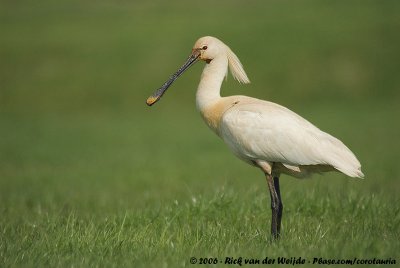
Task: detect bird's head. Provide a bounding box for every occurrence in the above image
[146,36,250,106]
[192,36,225,63]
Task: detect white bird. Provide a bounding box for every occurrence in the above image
[147,36,364,239]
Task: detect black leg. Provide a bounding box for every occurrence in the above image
[266,174,281,239]
[273,176,283,236]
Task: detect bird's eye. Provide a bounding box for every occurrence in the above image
[202,45,208,50]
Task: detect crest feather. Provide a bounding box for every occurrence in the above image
[226,46,250,84]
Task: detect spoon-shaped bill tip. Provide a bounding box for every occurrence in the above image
[146,95,159,106]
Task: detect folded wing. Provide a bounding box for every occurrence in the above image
[219,99,363,178]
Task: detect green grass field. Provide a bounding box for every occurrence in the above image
[1,1,400,267]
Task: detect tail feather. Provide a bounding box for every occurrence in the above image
[318,132,364,178]
[334,164,364,178]
[326,142,364,178]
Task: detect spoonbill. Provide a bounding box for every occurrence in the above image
[146,36,364,239]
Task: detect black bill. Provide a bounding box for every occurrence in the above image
[146,50,200,106]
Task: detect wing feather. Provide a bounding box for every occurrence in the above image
[219,99,363,177]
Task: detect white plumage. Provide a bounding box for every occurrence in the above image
[219,96,364,178]
[147,36,364,238]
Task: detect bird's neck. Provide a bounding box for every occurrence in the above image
[196,56,228,112]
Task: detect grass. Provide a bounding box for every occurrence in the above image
[1,102,399,267]
[1,0,400,267]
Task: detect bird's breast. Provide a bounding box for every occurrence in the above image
[199,98,240,136]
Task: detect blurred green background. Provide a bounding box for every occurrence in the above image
[1,0,400,266]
